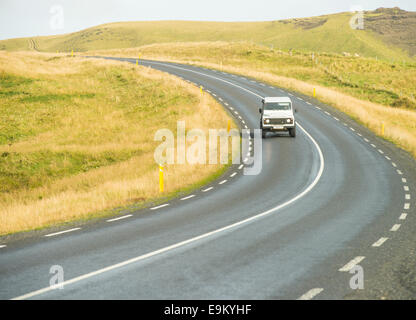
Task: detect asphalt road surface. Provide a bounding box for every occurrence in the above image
[1,58,415,300]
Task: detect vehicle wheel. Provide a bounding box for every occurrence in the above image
[289,127,296,137]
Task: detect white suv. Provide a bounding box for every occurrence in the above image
[259,97,296,138]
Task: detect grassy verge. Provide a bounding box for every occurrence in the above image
[0,51,236,235]
[88,42,416,158]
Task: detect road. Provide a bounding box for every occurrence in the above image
[0,58,415,300]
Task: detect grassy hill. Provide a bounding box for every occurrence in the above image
[0,52,234,235]
[1,7,415,62]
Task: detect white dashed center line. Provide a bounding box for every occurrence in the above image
[181,195,196,201]
[400,213,408,220]
[202,187,213,192]
[150,204,170,210]
[339,256,365,272]
[298,288,324,300]
[219,180,227,185]
[372,237,389,247]
[107,215,133,222]
[45,228,81,238]
[390,224,401,232]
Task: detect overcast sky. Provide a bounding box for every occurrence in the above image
[1,0,415,40]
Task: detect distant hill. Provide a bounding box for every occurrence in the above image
[0,7,415,61]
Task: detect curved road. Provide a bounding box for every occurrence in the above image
[0,58,415,300]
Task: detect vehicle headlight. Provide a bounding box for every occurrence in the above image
[264,119,270,124]
[286,118,292,124]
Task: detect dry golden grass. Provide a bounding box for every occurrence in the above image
[0,51,235,235]
[89,44,416,158]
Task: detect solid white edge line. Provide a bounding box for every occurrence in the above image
[14,59,326,301]
[107,215,133,222]
[339,256,365,272]
[298,288,324,300]
[44,228,81,238]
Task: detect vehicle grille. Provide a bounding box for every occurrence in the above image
[267,118,291,125]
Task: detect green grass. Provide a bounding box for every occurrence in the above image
[1,9,414,62]
[0,51,234,235]
[97,42,416,110]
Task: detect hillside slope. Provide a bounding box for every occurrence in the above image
[0,8,414,61]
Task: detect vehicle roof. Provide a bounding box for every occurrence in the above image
[263,96,292,103]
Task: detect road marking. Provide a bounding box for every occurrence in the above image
[238,164,244,170]
[298,97,304,101]
[219,97,223,102]
[219,180,227,185]
[364,138,369,142]
[397,170,403,175]
[229,107,234,110]
[181,195,196,201]
[224,102,229,106]
[400,213,407,220]
[150,204,170,210]
[206,90,211,93]
[404,203,410,210]
[405,194,411,200]
[212,93,217,97]
[350,127,356,132]
[306,102,312,105]
[378,149,384,154]
[357,133,362,137]
[390,224,401,232]
[298,288,324,300]
[372,237,389,247]
[107,215,133,222]
[325,111,330,115]
[12,117,325,300]
[402,178,407,183]
[315,106,321,110]
[0,245,6,249]
[371,144,376,148]
[333,117,339,121]
[202,187,213,192]
[45,228,81,238]
[339,256,365,272]
[385,156,391,161]
[392,162,397,167]
[404,186,409,192]
[230,172,237,178]
[260,83,265,87]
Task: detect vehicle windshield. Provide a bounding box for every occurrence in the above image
[263,102,291,111]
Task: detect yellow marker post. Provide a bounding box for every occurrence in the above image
[227,120,231,133]
[313,88,316,98]
[136,59,138,66]
[159,164,164,192]
[200,86,203,95]
[71,49,73,57]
